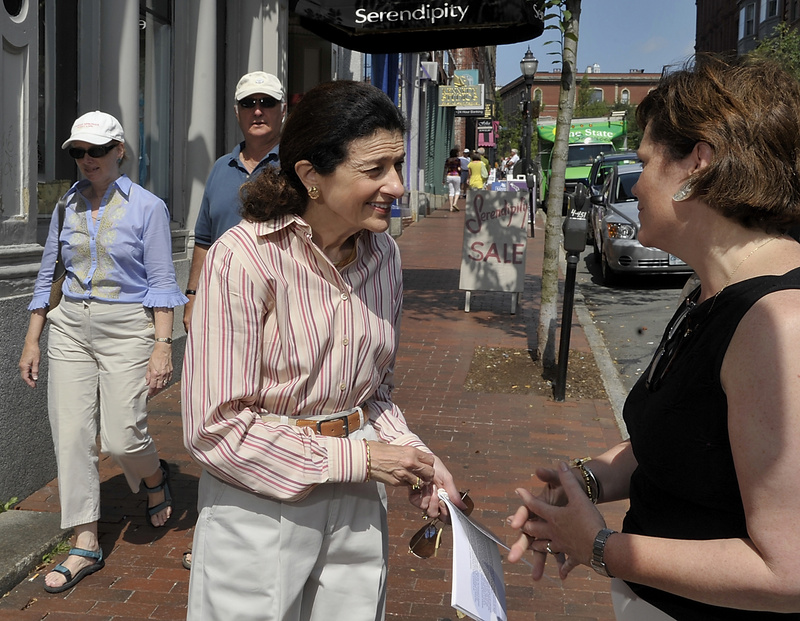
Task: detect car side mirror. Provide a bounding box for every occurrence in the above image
[590,195,604,206]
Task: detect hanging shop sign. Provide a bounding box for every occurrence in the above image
[439,85,481,107]
[476,119,496,148]
[290,0,545,53]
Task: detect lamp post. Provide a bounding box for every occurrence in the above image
[519,47,538,236]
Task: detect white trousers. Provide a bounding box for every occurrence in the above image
[46,299,161,528]
[446,174,461,197]
[611,578,678,620]
[187,427,388,621]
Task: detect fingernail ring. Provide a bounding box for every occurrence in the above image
[411,476,421,491]
[546,542,556,555]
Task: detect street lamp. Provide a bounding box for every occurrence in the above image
[519,47,538,236]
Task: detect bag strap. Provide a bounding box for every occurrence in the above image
[53,196,67,277]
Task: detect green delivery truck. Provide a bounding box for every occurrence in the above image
[537,116,627,211]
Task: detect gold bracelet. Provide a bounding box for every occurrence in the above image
[570,457,599,504]
[363,438,371,482]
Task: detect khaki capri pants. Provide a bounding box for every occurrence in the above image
[46,298,161,529]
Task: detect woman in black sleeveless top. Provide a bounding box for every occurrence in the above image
[507,56,800,620]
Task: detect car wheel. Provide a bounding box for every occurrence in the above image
[600,250,619,286]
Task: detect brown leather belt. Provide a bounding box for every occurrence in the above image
[281,407,365,438]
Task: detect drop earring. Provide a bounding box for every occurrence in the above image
[308,186,320,200]
[673,179,694,202]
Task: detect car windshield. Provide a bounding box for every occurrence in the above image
[614,171,640,203]
[568,144,613,166]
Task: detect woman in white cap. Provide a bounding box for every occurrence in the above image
[18,111,187,593]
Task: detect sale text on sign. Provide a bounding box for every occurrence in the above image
[458,190,529,293]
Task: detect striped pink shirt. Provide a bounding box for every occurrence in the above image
[182,215,427,501]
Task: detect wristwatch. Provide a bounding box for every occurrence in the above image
[590,528,617,578]
[155,337,173,344]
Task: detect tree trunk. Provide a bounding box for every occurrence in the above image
[537,0,581,367]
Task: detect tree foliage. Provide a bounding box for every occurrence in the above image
[574,74,611,118]
[495,92,523,157]
[747,22,800,81]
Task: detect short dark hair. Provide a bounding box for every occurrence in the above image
[637,55,800,232]
[241,81,406,222]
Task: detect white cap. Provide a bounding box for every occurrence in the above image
[463,148,470,153]
[235,71,284,102]
[61,111,124,149]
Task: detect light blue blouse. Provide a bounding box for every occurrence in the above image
[29,175,188,310]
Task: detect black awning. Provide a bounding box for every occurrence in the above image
[290,0,545,53]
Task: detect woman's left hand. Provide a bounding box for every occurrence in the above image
[146,342,173,397]
[409,454,468,520]
[508,461,606,580]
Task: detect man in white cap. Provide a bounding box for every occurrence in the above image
[459,148,470,198]
[183,71,285,332]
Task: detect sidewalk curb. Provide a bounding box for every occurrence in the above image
[0,510,69,597]
[574,289,629,438]
[542,208,629,438]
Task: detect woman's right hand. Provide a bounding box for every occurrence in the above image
[366,442,436,488]
[19,341,41,388]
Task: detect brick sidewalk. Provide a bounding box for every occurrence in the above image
[1,201,627,620]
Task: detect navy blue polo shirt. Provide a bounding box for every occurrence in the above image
[194,142,280,246]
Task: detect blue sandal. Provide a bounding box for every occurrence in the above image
[43,547,104,593]
[144,459,173,528]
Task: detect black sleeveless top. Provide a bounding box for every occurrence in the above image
[622,267,800,620]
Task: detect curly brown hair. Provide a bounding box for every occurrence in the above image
[636,55,800,232]
[240,80,406,222]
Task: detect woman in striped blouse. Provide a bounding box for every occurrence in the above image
[182,80,465,621]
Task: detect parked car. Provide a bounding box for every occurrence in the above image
[584,151,640,197]
[580,151,640,243]
[589,163,692,285]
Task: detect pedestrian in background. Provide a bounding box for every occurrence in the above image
[182,71,285,332]
[508,55,800,620]
[504,148,519,178]
[19,111,186,593]
[181,70,285,570]
[443,147,462,211]
[467,151,486,190]
[459,148,470,198]
[182,80,465,621]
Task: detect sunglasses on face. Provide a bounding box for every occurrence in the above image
[238,96,279,109]
[408,491,474,559]
[68,144,116,159]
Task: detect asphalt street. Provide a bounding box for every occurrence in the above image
[575,248,692,393]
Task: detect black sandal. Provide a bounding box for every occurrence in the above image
[143,459,173,528]
[43,547,104,593]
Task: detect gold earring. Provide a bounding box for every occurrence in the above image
[673,179,694,202]
[308,186,320,200]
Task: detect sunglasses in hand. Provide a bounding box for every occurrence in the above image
[408,491,474,558]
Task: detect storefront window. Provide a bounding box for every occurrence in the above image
[139,0,172,209]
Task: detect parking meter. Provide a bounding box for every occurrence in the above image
[555,184,589,401]
[562,184,589,254]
